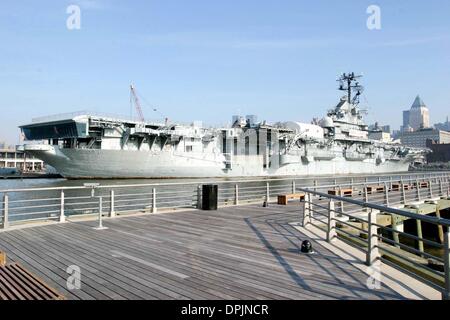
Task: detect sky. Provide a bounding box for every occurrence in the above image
[0,0,449,144]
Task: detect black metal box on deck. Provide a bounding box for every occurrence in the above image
[202,185,218,210]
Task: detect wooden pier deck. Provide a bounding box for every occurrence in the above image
[0,204,406,300]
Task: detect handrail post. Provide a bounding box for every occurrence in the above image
[266,182,270,204]
[59,190,66,223]
[94,196,108,230]
[292,180,296,194]
[302,193,311,227]
[110,190,116,218]
[152,188,157,213]
[416,219,424,257]
[338,186,344,214]
[443,231,450,300]
[2,194,9,230]
[447,175,450,197]
[235,184,239,206]
[314,180,318,192]
[440,179,444,197]
[416,179,421,202]
[99,197,103,227]
[401,181,406,205]
[384,182,389,206]
[197,185,202,209]
[429,179,433,198]
[366,209,380,266]
[364,185,369,203]
[327,200,336,242]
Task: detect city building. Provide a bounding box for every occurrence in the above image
[0,147,44,172]
[402,110,410,132]
[369,130,392,143]
[435,117,450,132]
[401,95,430,131]
[369,123,392,142]
[369,123,390,133]
[426,140,450,163]
[400,128,450,148]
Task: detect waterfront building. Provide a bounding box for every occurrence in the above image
[0,147,44,172]
[426,139,450,163]
[400,128,450,148]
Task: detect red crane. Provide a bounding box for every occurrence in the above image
[130,84,145,122]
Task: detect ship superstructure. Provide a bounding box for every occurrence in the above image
[19,74,426,179]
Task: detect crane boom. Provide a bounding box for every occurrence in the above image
[130,84,145,122]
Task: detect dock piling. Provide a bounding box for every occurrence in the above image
[436,204,444,244]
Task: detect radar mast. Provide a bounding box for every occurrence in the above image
[337,72,364,106]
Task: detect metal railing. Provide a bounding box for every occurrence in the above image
[297,176,450,300]
[31,110,164,125]
[0,171,449,230]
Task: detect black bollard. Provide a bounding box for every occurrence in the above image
[301,240,313,254]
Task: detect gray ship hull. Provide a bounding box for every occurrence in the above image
[24,146,410,179]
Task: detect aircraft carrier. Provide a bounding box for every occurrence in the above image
[18,74,427,179]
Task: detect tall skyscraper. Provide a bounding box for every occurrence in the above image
[409,95,430,130]
[402,110,410,128]
[401,95,430,131]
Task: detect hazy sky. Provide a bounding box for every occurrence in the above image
[1,0,449,144]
